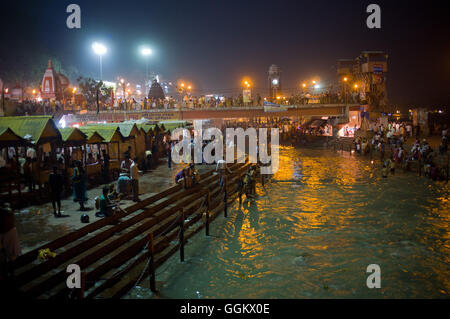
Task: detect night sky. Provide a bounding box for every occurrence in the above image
[1,0,449,110]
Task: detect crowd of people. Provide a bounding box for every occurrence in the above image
[6,88,364,118]
[120,91,360,110]
[353,121,449,181]
[0,126,172,218]
[7,99,64,117]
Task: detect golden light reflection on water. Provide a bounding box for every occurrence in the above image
[237,209,263,259]
[239,147,449,296]
[152,147,450,298]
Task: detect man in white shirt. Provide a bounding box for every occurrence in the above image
[130,157,140,202]
[26,147,36,159]
[120,155,133,176]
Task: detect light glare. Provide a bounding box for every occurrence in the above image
[92,42,107,55]
[141,48,152,56]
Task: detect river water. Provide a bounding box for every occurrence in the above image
[129,146,449,299]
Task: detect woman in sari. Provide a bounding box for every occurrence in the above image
[72,160,88,211]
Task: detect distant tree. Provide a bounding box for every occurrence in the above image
[100,86,113,104]
[77,77,102,106]
[77,76,112,109]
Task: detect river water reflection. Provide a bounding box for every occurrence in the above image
[131,146,449,299]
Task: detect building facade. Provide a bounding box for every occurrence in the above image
[268,64,281,100]
[337,51,388,110]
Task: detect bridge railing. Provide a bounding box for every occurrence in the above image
[77,103,358,115]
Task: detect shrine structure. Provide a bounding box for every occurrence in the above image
[40,60,70,101]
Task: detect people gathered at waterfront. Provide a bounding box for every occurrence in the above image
[350,121,449,181]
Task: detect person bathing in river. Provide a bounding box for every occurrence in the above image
[356,141,361,154]
[237,176,245,205]
[242,172,251,199]
[382,164,389,178]
[385,158,395,175]
[389,158,396,175]
[250,165,258,195]
[379,140,385,160]
[243,166,256,199]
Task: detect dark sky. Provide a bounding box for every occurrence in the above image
[1,0,449,110]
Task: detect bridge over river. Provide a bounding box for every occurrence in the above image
[70,104,361,123]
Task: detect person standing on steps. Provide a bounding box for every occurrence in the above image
[102,149,110,183]
[72,160,88,211]
[130,157,141,202]
[49,166,63,217]
[167,140,172,169]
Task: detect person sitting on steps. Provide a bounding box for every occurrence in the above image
[96,186,119,218]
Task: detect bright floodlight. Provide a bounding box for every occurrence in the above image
[141,48,152,56]
[92,42,107,55]
[272,79,279,85]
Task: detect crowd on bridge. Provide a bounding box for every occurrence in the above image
[6,90,358,118]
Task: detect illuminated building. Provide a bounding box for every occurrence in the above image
[40,59,70,101]
[268,64,281,100]
[337,51,388,110]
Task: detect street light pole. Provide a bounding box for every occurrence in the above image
[141,47,152,90]
[92,42,107,81]
[342,77,348,105]
[344,83,348,105]
[99,55,103,81]
[146,59,148,87]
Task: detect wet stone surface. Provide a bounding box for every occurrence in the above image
[14,159,214,254]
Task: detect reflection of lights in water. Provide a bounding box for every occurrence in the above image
[133,147,450,299]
